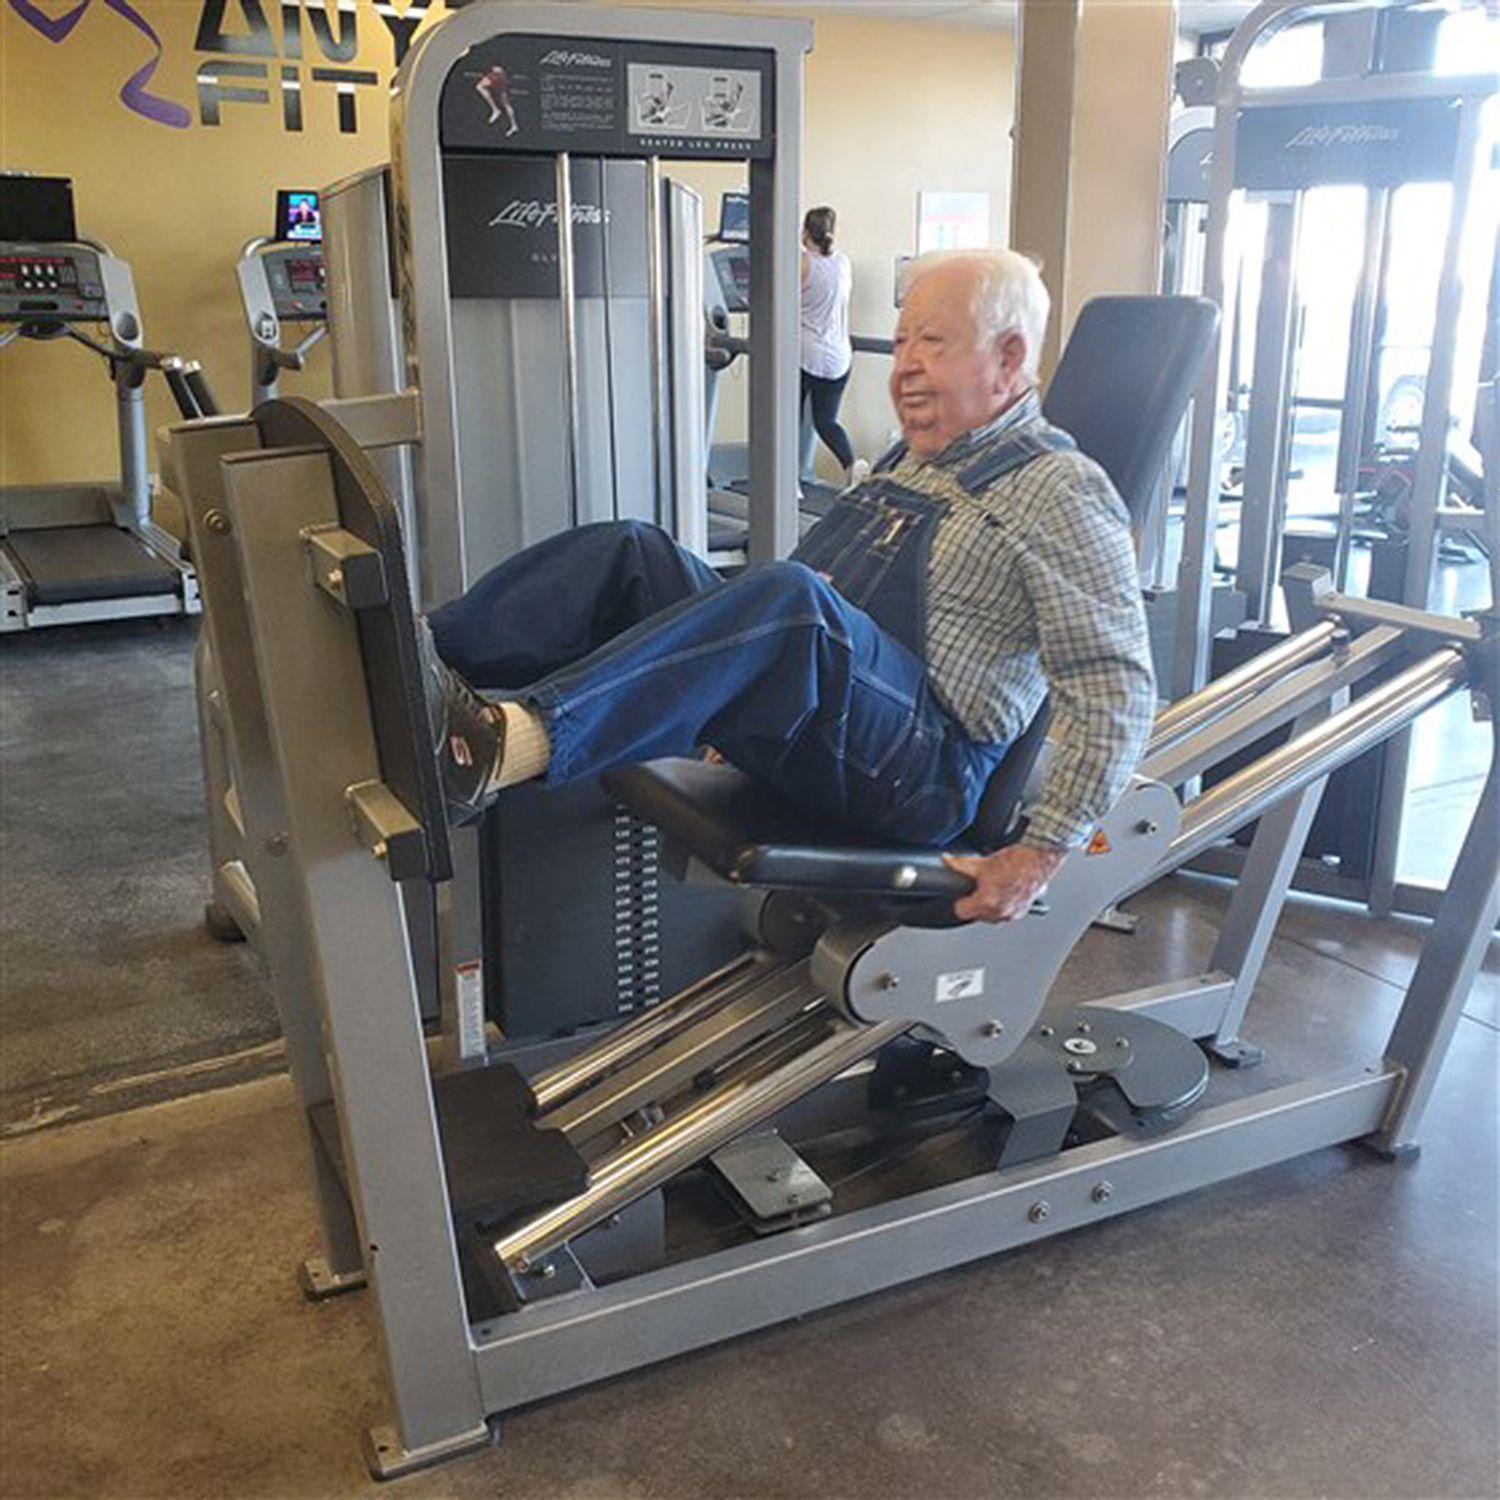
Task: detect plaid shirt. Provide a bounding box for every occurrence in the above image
[884,390,1156,850]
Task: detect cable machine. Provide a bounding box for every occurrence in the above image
[1171,0,1497,916]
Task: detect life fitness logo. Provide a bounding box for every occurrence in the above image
[8,0,449,132]
[1285,123,1400,149]
[489,200,611,231]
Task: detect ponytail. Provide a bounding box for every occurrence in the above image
[803,206,836,256]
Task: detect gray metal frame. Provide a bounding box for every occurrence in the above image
[1169,0,1497,918]
[387,2,810,605]
[166,403,1498,1478]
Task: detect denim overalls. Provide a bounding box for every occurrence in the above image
[431,424,1075,846]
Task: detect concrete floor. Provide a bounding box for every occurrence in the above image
[2,876,1496,1500]
[0,620,280,1135]
[1,588,1496,1497]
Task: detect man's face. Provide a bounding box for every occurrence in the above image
[890,263,1029,460]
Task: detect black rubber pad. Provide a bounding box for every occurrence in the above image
[252,397,453,884]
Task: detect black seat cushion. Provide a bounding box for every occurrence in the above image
[602,757,973,897]
[602,699,1050,900]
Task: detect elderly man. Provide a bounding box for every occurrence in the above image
[423,250,1155,923]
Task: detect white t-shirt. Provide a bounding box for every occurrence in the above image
[800,250,852,379]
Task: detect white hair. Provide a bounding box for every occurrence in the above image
[899,249,1051,380]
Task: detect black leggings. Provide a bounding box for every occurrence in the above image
[800,368,855,471]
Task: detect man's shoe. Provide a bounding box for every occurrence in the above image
[414,617,504,827]
[845,457,872,490]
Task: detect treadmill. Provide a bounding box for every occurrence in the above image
[703,192,891,562]
[1,173,200,632]
[237,188,328,407]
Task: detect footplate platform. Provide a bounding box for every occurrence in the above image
[253,396,453,883]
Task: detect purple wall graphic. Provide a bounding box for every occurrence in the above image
[9,0,192,128]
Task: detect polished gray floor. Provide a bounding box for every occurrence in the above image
[0,608,1496,1498]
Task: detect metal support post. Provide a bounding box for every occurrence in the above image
[1204,701,1336,1063]
[168,420,365,1288]
[746,63,805,563]
[1371,739,1499,1155]
[1369,90,1489,913]
[555,152,582,529]
[225,447,488,1471]
[1331,186,1389,591]
[1235,195,1300,624]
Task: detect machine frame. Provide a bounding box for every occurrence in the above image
[166,402,1497,1478]
[1169,0,1498,917]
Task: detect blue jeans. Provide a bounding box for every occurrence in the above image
[429,521,1001,845]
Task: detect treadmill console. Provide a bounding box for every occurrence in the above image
[0,245,107,321]
[261,245,327,319]
[709,244,750,315]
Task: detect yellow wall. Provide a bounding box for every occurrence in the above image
[1,0,433,492]
[1,2,1014,492]
[680,11,1016,472]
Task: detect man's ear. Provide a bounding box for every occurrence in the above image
[997,330,1028,382]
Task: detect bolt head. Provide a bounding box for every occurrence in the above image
[1136,819,1160,835]
[1028,1200,1051,1223]
[1077,1020,1093,1034]
[1091,1182,1114,1203]
[879,972,901,991]
[205,509,231,535]
[981,1020,1004,1038]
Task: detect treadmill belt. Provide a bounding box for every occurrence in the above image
[4,526,178,605]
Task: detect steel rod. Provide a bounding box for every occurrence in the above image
[646,157,668,528]
[1150,620,1340,750]
[555,153,582,528]
[1165,648,1468,871]
[530,952,768,1113]
[496,1015,907,1271]
[544,967,822,1144]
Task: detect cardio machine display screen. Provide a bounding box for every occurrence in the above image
[712,244,750,313]
[0,176,77,244]
[275,189,322,243]
[0,254,79,293]
[284,257,324,293]
[717,191,750,243]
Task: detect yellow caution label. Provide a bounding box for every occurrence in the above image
[1086,829,1112,856]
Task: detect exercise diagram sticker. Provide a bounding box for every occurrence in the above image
[626,62,760,140]
[935,967,985,1003]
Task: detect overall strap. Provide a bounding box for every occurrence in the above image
[956,425,1077,494]
[871,439,908,475]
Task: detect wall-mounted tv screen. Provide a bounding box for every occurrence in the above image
[275,189,322,244]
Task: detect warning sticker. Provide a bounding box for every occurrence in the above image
[455,961,487,1057]
[1086,829,1112,856]
[935,967,985,1003]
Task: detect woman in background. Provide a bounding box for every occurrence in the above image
[799,206,862,484]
